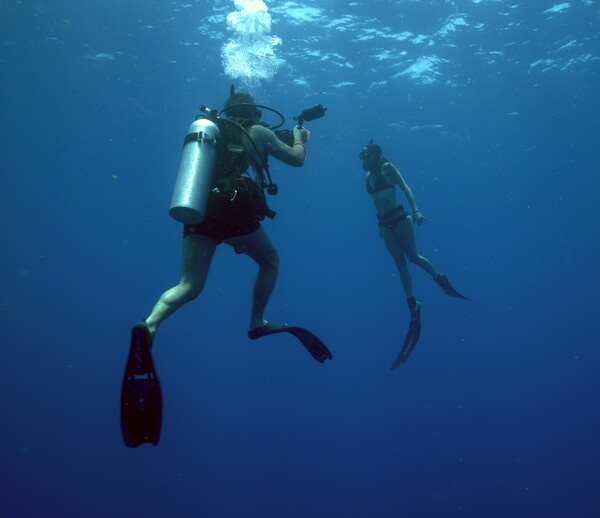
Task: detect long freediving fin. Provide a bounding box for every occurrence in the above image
[120,322,163,448]
[436,274,469,300]
[391,305,422,369]
[248,322,333,363]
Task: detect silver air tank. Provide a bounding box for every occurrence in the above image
[169,118,221,224]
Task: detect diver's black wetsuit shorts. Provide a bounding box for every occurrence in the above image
[183,176,268,243]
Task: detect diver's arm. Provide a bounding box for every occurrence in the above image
[385,163,426,225]
[250,125,307,167]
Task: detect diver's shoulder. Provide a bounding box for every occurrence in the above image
[248,123,273,135]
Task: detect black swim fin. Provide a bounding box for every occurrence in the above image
[248,323,333,363]
[120,322,162,448]
[436,274,468,300]
[391,304,422,369]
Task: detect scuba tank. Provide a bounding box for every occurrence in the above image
[169,117,221,224]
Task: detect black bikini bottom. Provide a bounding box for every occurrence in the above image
[377,205,408,231]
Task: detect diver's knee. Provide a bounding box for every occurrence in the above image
[407,253,420,265]
[179,280,203,301]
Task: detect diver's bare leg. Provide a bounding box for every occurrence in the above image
[396,216,439,278]
[380,225,414,299]
[145,234,217,336]
[226,226,279,330]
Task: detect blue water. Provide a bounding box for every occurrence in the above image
[1,1,599,516]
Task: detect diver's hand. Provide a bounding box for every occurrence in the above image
[413,210,425,226]
[293,127,308,144]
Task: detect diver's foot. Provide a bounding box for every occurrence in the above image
[143,317,158,337]
[435,273,468,300]
[407,296,421,318]
[248,321,289,340]
[435,273,448,289]
[129,322,154,376]
[410,301,421,321]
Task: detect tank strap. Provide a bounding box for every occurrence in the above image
[183,131,217,146]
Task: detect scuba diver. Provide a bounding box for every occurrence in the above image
[121,90,332,448]
[359,141,467,369]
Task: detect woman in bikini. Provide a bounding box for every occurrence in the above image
[360,141,466,366]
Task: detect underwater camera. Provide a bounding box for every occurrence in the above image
[275,104,327,146]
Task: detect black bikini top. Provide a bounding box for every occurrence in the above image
[366,167,393,195]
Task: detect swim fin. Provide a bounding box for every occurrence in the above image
[120,322,162,448]
[391,304,422,369]
[436,273,468,300]
[248,322,333,363]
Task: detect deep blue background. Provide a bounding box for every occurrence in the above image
[1,1,599,517]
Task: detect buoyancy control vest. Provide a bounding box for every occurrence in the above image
[212,117,264,192]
